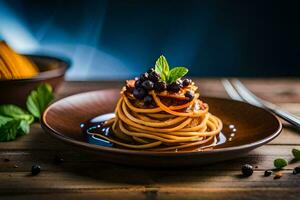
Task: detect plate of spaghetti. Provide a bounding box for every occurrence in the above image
[42,56,282,167]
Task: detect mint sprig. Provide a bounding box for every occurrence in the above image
[274,158,288,169]
[27,83,54,119]
[0,83,54,142]
[292,148,300,160]
[154,55,189,84]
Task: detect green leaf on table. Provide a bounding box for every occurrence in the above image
[0,105,34,124]
[17,120,30,136]
[26,83,54,119]
[292,148,300,160]
[167,67,189,83]
[155,55,169,81]
[0,106,32,141]
[0,115,12,126]
[274,158,288,169]
[0,119,21,142]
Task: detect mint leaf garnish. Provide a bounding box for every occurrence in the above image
[168,67,189,83]
[154,55,189,83]
[155,55,169,81]
[26,83,54,119]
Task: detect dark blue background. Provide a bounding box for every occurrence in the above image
[0,0,299,79]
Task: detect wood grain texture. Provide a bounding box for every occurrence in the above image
[1,79,300,199]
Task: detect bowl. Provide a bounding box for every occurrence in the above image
[0,54,70,106]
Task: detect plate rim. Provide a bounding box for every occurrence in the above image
[41,89,283,156]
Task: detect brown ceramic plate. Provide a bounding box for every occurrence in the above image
[41,89,282,167]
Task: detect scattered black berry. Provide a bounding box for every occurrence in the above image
[54,155,64,165]
[144,95,153,106]
[264,170,272,177]
[134,79,142,88]
[140,72,149,82]
[142,80,154,90]
[148,71,160,82]
[293,166,300,174]
[154,81,167,92]
[133,87,147,99]
[177,79,183,87]
[147,68,155,74]
[241,164,253,177]
[182,79,192,87]
[167,81,181,93]
[31,165,41,176]
[3,158,10,162]
[185,91,194,100]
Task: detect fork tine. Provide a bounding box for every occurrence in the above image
[221,79,243,101]
[231,79,265,108]
[230,79,300,128]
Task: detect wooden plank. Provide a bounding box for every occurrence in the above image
[0,170,299,192]
[1,145,300,173]
[1,188,300,200]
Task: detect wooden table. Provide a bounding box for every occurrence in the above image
[1,79,300,199]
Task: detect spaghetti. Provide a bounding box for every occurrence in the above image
[0,41,39,79]
[88,85,222,151]
[87,56,223,151]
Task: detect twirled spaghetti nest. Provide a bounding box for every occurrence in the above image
[89,88,223,151]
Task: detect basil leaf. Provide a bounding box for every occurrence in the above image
[26,83,54,119]
[0,120,20,142]
[0,105,34,124]
[17,120,30,136]
[155,55,169,81]
[274,158,288,169]
[292,148,300,160]
[167,67,189,83]
[0,115,12,126]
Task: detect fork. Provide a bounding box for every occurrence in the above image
[222,78,300,129]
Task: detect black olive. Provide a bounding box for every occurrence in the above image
[31,165,41,176]
[147,68,155,74]
[142,80,154,90]
[154,81,167,92]
[241,164,253,177]
[182,79,192,87]
[140,72,149,82]
[264,170,272,177]
[143,95,153,106]
[293,166,300,174]
[167,81,181,93]
[133,87,147,99]
[185,91,194,99]
[134,79,142,88]
[148,71,160,83]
